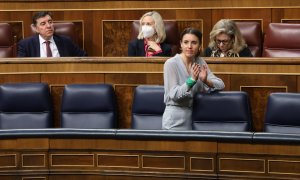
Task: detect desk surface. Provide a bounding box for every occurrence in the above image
[1,57,300,74]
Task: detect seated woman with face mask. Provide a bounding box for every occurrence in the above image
[128,11,172,57]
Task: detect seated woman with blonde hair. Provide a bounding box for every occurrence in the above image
[128,11,171,57]
[204,19,253,57]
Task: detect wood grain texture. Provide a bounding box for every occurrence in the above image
[0,137,298,179]
[0,1,298,56]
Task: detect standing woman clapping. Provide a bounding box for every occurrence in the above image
[162,28,225,130]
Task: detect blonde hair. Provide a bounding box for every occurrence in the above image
[137,11,166,43]
[208,19,247,53]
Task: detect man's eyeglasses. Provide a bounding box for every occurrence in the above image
[216,39,231,45]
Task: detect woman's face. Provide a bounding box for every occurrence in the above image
[141,16,156,38]
[215,33,232,53]
[141,16,155,27]
[180,33,201,59]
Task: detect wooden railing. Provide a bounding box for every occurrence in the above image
[0,129,299,179]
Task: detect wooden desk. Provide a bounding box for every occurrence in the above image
[0,129,299,179]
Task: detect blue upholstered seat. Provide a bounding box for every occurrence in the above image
[0,83,52,129]
[192,91,252,132]
[264,93,300,134]
[61,84,117,129]
[131,85,165,130]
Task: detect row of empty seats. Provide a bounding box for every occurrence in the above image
[1,22,300,57]
[0,83,117,129]
[0,82,298,135]
[135,85,300,134]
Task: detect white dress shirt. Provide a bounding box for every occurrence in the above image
[39,35,60,57]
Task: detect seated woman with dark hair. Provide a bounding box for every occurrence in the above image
[128,11,171,57]
[204,19,253,57]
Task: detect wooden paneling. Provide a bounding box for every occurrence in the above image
[0,0,299,9]
[0,154,17,168]
[269,159,300,176]
[102,20,132,57]
[0,1,298,56]
[98,154,139,168]
[282,19,300,23]
[142,155,185,170]
[190,157,215,172]
[22,177,47,180]
[274,8,300,23]
[114,85,136,128]
[0,137,298,179]
[219,157,265,174]
[51,154,94,167]
[22,154,46,168]
[212,9,271,34]
[217,143,300,179]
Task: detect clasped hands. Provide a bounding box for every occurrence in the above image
[190,63,208,84]
[147,40,162,52]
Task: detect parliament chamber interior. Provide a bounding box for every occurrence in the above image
[0,0,300,179]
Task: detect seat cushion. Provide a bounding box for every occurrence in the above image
[263,23,300,57]
[131,85,165,130]
[264,93,300,134]
[61,84,117,129]
[192,91,252,132]
[0,83,52,129]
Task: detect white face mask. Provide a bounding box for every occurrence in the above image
[141,25,155,38]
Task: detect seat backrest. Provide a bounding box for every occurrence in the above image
[61,84,117,129]
[131,20,180,56]
[131,85,165,130]
[235,21,262,57]
[53,22,78,45]
[0,83,52,129]
[263,23,300,57]
[264,93,300,134]
[30,22,78,46]
[192,91,252,132]
[0,23,14,57]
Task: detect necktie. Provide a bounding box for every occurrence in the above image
[45,41,52,57]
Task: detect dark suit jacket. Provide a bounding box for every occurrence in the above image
[128,39,172,57]
[17,34,87,57]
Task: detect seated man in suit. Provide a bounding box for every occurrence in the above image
[17,11,87,57]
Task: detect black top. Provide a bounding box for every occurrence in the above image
[204,47,253,57]
[128,39,172,57]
